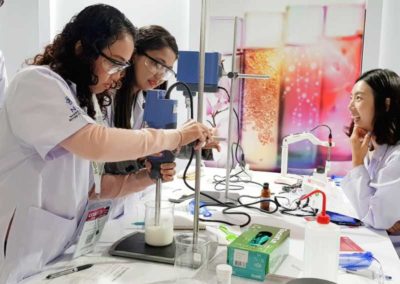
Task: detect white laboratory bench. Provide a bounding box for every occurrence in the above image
[21,168,400,284]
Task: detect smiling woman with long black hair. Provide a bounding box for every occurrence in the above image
[342,68,400,255]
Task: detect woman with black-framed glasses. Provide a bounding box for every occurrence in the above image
[99,50,131,75]
[103,25,181,218]
[103,25,180,180]
[0,6,213,282]
[104,25,220,218]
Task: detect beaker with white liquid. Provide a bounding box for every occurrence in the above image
[144,201,174,246]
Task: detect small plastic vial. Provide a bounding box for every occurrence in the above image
[260,182,271,211]
[216,264,232,284]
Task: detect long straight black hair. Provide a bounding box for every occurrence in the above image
[113,25,178,129]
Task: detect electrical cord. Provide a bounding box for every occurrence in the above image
[175,82,318,226]
[280,181,303,194]
[216,86,255,191]
[165,81,223,206]
[217,86,244,170]
[210,142,255,192]
[237,195,279,214]
[212,172,263,191]
[182,148,253,227]
[276,196,318,217]
[232,142,246,168]
[309,124,333,161]
[167,81,253,227]
[165,81,193,118]
[309,124,332,134]
[183,149,317,226]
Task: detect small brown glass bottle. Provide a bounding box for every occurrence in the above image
[260,182,271,211]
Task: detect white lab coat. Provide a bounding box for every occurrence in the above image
[342,143,400,229]
[0,66,94,283]
[131,91,145,129]
[107,91,146,218]
[0,49,8,108]
[106,90,145,128]
[341,142,400,254]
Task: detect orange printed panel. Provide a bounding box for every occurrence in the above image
[242,48,283,170]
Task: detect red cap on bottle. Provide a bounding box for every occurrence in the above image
[300,189,330,224]
[316,212,330,224]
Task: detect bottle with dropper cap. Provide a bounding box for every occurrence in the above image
[301,189,340,283]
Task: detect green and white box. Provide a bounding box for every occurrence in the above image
[227,224,290,281]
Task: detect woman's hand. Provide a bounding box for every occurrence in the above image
[350,126,371,167]
[387,220,400,235]
[159,162,176,182]
[145,160,176,182]
[203,128,221,151]
[203,140,221,152]
[178,120,214,150]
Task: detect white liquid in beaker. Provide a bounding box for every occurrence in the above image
[145,218,174,246]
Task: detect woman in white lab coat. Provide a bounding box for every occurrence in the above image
[104,25,220,217]
[342,68,400,253]
[106,25,219,174]
[0,4,211,283]
[103,25,181,218]
[104,25,181,176]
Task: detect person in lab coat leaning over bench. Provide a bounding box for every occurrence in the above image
[0,4,212,283]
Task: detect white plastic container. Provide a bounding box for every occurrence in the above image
[216,264,232,284]
[302,190,340,283]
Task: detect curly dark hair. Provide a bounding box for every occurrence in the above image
[114,25,178,129]
[346,68,400,145]
[28,4,137,119]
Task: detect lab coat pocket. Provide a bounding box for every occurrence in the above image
[22,207,77,275]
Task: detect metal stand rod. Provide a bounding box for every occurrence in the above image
[193,0,207,245]
[227,72,270,80]
[155,178,162,226]
[225,17,240,200]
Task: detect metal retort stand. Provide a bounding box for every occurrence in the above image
[223,17,269,203]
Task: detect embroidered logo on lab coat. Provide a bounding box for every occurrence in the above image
[65,96,81,121]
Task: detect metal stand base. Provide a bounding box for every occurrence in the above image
[109,232,175,264]
[200,191,240,205]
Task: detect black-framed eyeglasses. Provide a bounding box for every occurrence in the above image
[143,53,177,81]
[99,51,131,75]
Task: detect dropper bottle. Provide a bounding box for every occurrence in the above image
[301,189,340,283]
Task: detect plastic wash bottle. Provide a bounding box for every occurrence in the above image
[302,189,340,283]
